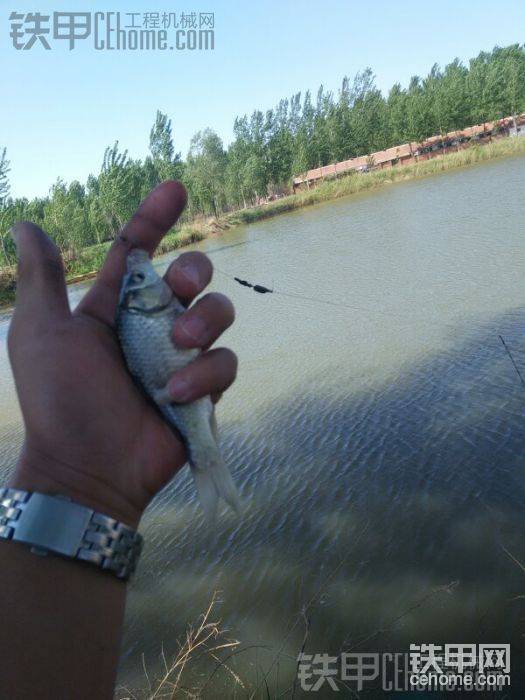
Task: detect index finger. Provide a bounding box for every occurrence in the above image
[76,180,187,325]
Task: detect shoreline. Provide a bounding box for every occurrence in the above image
[1,136,524,309]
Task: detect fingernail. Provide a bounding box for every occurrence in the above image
[178,316,207,343]
[178,262,200,289]
[168,376,192,402]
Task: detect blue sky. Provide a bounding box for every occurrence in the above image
[2,0,524,199]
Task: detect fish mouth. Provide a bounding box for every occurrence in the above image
[123,301,170,315]
[119,293,172,314]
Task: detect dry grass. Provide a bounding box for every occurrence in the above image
[116,573,463,699]
[116,592,245,700]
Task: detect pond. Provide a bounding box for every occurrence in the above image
[1,155,524,696]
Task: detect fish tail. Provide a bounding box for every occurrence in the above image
[190,447,241,520]
[160,401,241,519]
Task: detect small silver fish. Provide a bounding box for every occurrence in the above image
[116,248,240,519]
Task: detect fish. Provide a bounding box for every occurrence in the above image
[116,248,240,519]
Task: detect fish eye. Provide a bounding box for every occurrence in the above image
[131,272,145,283]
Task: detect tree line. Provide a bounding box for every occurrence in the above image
[1,43,524,266]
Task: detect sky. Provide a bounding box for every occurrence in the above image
[2,0,524,199]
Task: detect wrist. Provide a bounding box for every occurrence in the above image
[10,443,143,529]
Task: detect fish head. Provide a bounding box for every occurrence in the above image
[118,248,173,313]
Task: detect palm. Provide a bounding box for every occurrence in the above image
[67,314,185,507]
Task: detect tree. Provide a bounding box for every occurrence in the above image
[387,83,408,145]
[468,51,493,125]
[292,91,315,174]
[149,110,174,161]
[499,44,525,118]
[43,179,92,257]
[330,76,355,160]
[0,148,10,205]
[149,110,184,182]
[423,63,446,135]
[226,116,252,207]
[311,85,333,166]
[438,59,469,132]
[185,129,227,216]
[405,76,432,142]
[265,99,294,190]
[97,142,143,233]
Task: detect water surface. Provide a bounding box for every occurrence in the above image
[1,157,524,697]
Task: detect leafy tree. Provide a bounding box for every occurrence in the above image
[97,142,143,233]
[185,129,227,216]
[43,180,92,257]
[0,148,10,205]
[149,110,184,182]
[292,91,315,174]
[438,59,470,132]
[405,76,432,141]
[149,110,174,161]
[387,83,408,144]
[265,100,294,189]
[468,51,495,125]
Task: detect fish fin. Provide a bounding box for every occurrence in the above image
[159,400,241,518]
[210,406,219,442]
[191,466,219,522]
[189,450,242,519]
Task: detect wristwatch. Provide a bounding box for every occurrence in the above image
[0,488,143,581]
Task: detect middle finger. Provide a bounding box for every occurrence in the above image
[173,292,235,349]
[164,251,213,305]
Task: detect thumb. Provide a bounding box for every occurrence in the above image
[11,222,70,324]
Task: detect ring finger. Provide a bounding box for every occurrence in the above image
[166,348,238,404]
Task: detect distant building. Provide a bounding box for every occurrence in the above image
[510,124,525,137]
[292,113,525,191]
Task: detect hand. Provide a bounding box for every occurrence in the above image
[7,181,237,527]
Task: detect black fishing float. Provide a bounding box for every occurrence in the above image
[231,276,273,294]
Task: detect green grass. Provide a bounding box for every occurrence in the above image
[2,135,524,308]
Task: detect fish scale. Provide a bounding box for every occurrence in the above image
[116,248,240,519]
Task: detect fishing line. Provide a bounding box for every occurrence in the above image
[209,246,440,318]
[272,288,400,316]
[196,215,525,385]
[213,266,428,322]
[203,240,255,256]
[205,238,493,323]
[498,335,525,387]
[214,266,525,388]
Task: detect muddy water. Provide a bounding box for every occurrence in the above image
[1,156,524,697]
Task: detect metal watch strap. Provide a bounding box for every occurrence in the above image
[0,488,143,581]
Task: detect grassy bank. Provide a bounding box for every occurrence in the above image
[224,135,525,224]
[1,135,524,308]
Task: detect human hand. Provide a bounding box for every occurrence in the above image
[7,181,237,528]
